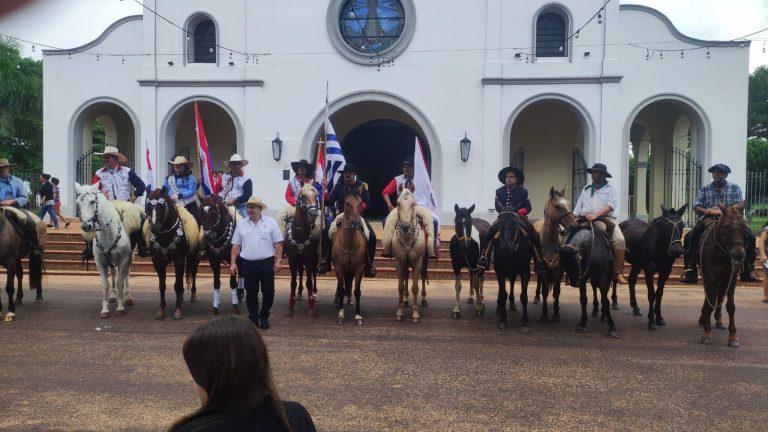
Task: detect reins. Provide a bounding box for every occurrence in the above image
[699,214,745,309]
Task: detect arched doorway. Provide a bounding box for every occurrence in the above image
[626,98,706,226]
[508,98,588,217]
[71,99,138,185]
[308,99,433,219]
[162,99,239,182]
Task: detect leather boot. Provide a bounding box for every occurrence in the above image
[614,248,628,284]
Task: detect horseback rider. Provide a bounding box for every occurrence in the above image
[163,156,200,225]
[680,163,759,284]
[0,158,42,256]
[317,163,377,278]
[477,166,545,272]
[218,154,253,219]
[285,159,319,205]
[569,163,628,284]
[382,156,439,256]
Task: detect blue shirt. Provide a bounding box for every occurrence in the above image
[163,173,198,205]
[0,175,28,207]
[694,181,743,209]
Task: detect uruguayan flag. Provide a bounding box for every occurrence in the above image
[324,119,345,191]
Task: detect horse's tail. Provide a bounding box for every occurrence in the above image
[421,249,429,286]
[29,251,43,292]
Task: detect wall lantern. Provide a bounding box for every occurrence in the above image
[271,132,283,161]
[459,132,471,162]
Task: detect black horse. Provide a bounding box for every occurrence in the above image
[449,204,490,319]
[493,206,534,332]
[620,205,687,330]
[558,221,618,338]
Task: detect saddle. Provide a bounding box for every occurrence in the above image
[328,213,370,241]
[2,206,41,255]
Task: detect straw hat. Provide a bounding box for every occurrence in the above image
[245,196,267,210]
[95,146,128,163]
[0,158,14,167]
[169,155,194,168]
[223,154,249,168]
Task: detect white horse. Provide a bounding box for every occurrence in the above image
[75,183,142,318]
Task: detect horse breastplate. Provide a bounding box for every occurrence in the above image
[150,218,184,259]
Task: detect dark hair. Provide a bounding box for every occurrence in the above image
[41,173,51,181]
[169,165,192,178]
[168,317,292,432]
[51,177,59,185]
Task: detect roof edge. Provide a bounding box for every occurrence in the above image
[42,15,143,55]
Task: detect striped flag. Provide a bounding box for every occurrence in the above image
[324,119,345,191]
[315,141,325,208]
[414,137,439,223]
[144,143,153,192]
[195,100,214,196]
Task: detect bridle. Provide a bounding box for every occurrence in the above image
[202,200,233,255]
[78,190,122,268]
[659,216,685,255]
[286,191,318,251]
[700,211,746,309]
[147,196,184,258]
[455,215,481,271]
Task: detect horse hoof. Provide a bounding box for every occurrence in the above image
[519,326,530,335]
[698,316,707,327]
[533,297,540,305]
[3,314,15,322]
[155,310,166,320]
[212,307,218,316]
[655,318,666,327]
[355,318,364,326]
[509,304,517,312]
[608,330,619,339]
[297,292,303,300]
[395,315,404,322]
[173,310,183,320]
[346,299,352,305]
[728,338,740,348]
[421,300,429,308]
[451,311,460,320]
[466,297,474,304]
[648,322,657,331]
[612,303,620,310]
[190,294,197,303]
[403,300,409,307]
[498,322,507,330]
[232,305,240,315]
[35,296,44,304]
[337,318,344,325]
[412,317,420,324]
[108,297,117,304]
[15,299,22,307]
[591,310,599,318]
[576,326,587,334]
[476,309,484,317]
[124,298,133,307]
[701,336,713,345]
[633,308,642,316]
[100,312,110,319]
[716,322,726,330]
[116,309,125,316]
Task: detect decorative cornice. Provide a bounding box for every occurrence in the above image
[482,76,623,85]
[42,15,143,55]
[138,80,265,87]
[620,5,749,47]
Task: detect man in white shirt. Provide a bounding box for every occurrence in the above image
[230,196,283,329]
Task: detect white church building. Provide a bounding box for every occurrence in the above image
[42,0,750,224]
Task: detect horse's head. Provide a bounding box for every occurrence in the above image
[343,189,363,229]
[556,229,591,287]
[496,205,521,252]
[200,194,227,232]
[453,203,475,249]
[546,185,576,228]
[145,188,173,231]
[656,204,687,259]
[397,187,416,221]
[74,182,102,233]
[715,203,747,263]
[298,183,319,222]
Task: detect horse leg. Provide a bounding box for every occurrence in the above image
[611,279,619,310]
[654,270,671,327]
[534,274,541,305]
[173,258,185,320]
[98,262,111,319]
[411,262,422,323]
[600,277,618,338]
[540,276,550,322]
[335,270,345,324]
[4,263,16,322]
[519,272,530,333]
[698,300,714,345]
[297,264,304,301]
[211,257,221,315]
[188,255,199,303]
[353,273,363,325]
[714,304,726,330]
[726,284,739,348]
[108,265,118,304]
[577,283,588,333]
[508,279,516,311]
[288,261,297,316]
[477,272,485,316]
[122,255,134,307]
[496,274,508,329]
[552,270,562,323]
[591,283,599,318]
[628,265,642,316]
[645,269,657,330]
[115,260,128,316]
[452,273,462,319]
[155,262,167,319]
[467,272,475,304]
[307,263,316,317]
[14,261,22,306]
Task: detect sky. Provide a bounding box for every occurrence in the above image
[0,0,767,71]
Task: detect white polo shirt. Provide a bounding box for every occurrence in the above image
[231,215,283,261]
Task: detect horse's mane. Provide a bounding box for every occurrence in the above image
[112,200,143,235]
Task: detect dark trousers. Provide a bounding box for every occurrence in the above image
[184,202,201,225]
[237,256,275,324]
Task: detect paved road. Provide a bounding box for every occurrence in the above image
[0,276,766,431]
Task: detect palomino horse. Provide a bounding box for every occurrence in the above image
[75,183,141,318]
[558,220,618,338]
[278,183,321,317]
[532,186,576,323]
[200,195,241,315]
[386,188,434,323]
[697,204,745,347]
[329,187,367,325]
[449,204,489,319]
[144,189,200,320]
[0,208,45,322]
[620,205,687,330]
[493,205,534,332]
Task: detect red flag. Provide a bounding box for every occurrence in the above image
[195,101,214,196]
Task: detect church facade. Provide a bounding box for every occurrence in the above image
[43,0,750,223]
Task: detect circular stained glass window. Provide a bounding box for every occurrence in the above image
[339,0,406,54]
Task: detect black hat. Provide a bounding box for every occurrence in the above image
[341,163,357,174]
[290,159,311,175]
[708,163,731,174]
[402,156,414,166]
[586,163,612,178]
[497,166,525,185]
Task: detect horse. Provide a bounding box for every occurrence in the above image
[385,188,434,323]
[620,205,687,330]
[143,189,201,320]
[75,183,141,318]
[558,220,619,338]
[449,204,489,319]
[277,183,321,317]
[0,208,45,322]
[697,204,746,347]
[329,187,367,325]
[200,194,242,315]
[532,186,576,323]
[492,205,535,332]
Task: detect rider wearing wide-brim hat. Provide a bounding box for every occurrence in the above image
[218,154,252,219]
[681,163,758,283]
[477,166,545,272]
[163,156,200,224]
[92,146,146,203]
[0,158,42,256]
[285,159,317,206]
[571,162,628,284]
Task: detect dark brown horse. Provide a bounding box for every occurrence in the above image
[449,204,489,319]
[493,205,534,332]
[200,195,241,315]
[698,204,745,347]
[330,187,367,325]
[145,189,200,320]
[283,183,320,317]
[0,209,45,322]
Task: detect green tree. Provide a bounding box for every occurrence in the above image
[0,38,42,172]
[748,66,768,139]
[747,137,768,172]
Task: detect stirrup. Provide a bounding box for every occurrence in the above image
[477,256,489,271]
[318,260,331,274]
[534,260,548,274]
[365,265,377,278]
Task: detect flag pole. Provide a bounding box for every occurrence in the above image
[318,82,330,259]
[194,99,202,196]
